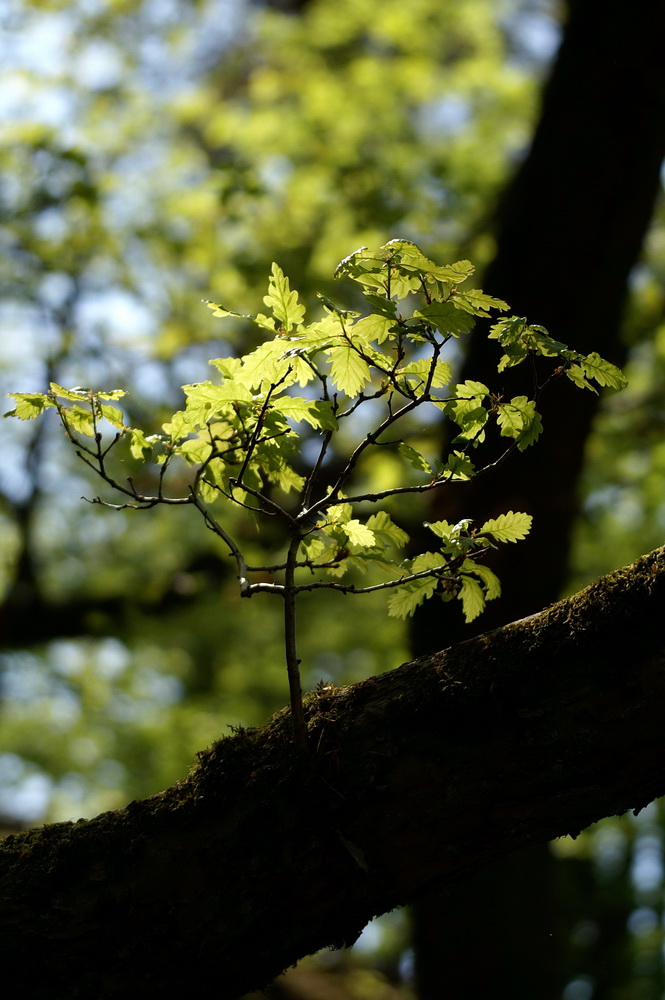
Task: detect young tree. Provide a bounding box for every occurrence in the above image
[6,239,623,749]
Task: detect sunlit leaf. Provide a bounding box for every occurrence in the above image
[439,451,475,480]
[496,396,542,448]
[352,312,395,344]
[565,365,596,392]
[461,559,502,600]
[458,575,486,622]
[398,441,432,473]
[578,352,628,390]
[66,406,96,437]
[452,288,509,315]
[480,511,532,543]
[327,343,372,395]
[4,393,55,420]
[387,553,445,618]
[125,428,150,460]
[183,380,253,424]
[263,263,306,332]
[413,301,476,336]
[344,519,376,548]
[99,404,125,429]
[276,397,338,430]
[49,382,91,401]
[366,511,409,549]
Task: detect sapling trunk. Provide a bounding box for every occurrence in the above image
[284,530,307,749]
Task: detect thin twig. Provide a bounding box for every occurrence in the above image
[188,489,254,595]
[235,370,292,486]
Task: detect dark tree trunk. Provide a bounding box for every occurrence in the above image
[416,0,665,656]
[2,548,665,999]
[411,1,665,996]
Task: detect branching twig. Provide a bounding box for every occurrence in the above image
[188,489,254,595]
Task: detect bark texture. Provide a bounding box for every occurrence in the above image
[2,547,665,999]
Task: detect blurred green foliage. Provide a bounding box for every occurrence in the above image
[2,0,665,997]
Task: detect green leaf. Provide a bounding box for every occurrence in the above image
[99,404,125,429]
[496,396,543,449]
[66,406,96,437]
[4,392,55,420]
[578,352,628,390]
[480,511,532,543]
[178,437,214,464]
[362,294,398,320]
[452,289,509,316]
[127,427,154,461]
[517,409,543,450]
[96,389,127,401]
[423,259,476,284]
[434,360,453,387]
[334,246,385,286]
[162,409,196,440]
[209,356,244,379]
[488,316,527,344]
[398,441,432,474]
[276,397,338,430]
[327,343,372,395]
[425,519,455,541]
[272,458,305,494]
[444,380,489,445]
[446,379,489,404]
[458,576,486,622]
[300,534,329,561]
[439,451,475,480]
[198,479,219,504]
[496,342,529,372]
[413,301,476,336]
[522,326,568,357]
[344,519,377,548]
[231,340,295,391]
[263,263,306,332]
[425,519,476,555]
[49,382,91,401]
[365,511,409,549]
[296,314,343,350]
[315,292,360,319]
[394,245,476,284]
[323,498,353,526]
[352,312,395,344]
[387,552,445,618]
[183,380,252,424]
[204,300,248,321]
[398,358,452,389]
[565,365,596,392]
[489,319,576,372]
[461,559,501,600]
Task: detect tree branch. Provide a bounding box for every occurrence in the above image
[3,547,665,998]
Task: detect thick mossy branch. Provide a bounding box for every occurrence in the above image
[2,547,665,999]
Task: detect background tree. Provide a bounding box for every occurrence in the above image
[411,2,665,998]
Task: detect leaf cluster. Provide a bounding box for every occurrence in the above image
[6,240,625,626]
